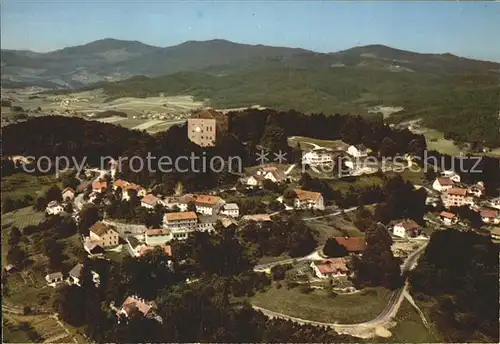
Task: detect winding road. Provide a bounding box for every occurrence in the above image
[252,241,428,335]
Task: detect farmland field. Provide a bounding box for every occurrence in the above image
[1,172,61,202]
[250,284,393,324]
[2,206,46,229]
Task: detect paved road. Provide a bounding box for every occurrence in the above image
[253,242,428,331]
[302,206,358,221]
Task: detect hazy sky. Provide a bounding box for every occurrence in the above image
[2,1,500,61]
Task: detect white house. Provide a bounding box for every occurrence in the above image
[432,177,454,192]
[489,197,500,211]
[310,258,348,279]
[192,195,225,216]
[197,215,218,232]
[220,203,239,218]
[347,144,368,158]
[302,148,334,167]
[163,211,198,240]
[393,219,422,238]
[144,228,173,246]
[256,165,286,183]
[439,211,459,226]
[490,228,500,240]
[480,208,500,225]
[46,201,64,215]
[293,189,325,211]
[45,272,64,287]
[89,221,120,248]
[140,194,162,209]
[119,295,159,321]
[61,187,75,202]
[441,188,475,209]
[67,263,100,287]
[468,182,485,198]
[246,175,264,187]
[441,170,461,183]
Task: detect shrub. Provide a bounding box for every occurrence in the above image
[275,282,282,289]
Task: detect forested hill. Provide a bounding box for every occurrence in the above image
[84,67,499,147]
[410,229,499,342]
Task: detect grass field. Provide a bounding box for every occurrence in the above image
[374,300,438,343]
[328,174,384,193]
[414,127,463,156]
[250,283,393,324]
[307,214,364,244]
[3,313,86,344]
[2,206,46,229]
[2,173,60,202]
[384,169,425,185]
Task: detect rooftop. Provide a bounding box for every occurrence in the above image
[89,221,113,236]
[440,211,457,219]
[145,228,170,236]
[165,211,198,221]
[446,187,468,196]
[141,194,161,205]
[396,219,421,231]
[333,237,366,252]
[294,188,322,202]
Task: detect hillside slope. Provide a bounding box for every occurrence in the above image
[3,39,499,88]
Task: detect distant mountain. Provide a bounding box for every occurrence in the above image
[332,44,500,73]
[2,38,498,89]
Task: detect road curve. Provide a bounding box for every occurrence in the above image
[253,242,428,330]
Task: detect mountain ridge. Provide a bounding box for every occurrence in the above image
[2,38,499,89]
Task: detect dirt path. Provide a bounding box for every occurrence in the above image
[403,290,436,338]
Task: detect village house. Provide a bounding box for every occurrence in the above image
[393,219,422,238]
[114,179,147,200]
[197,215,218,232]
[163,211,198,239]
[432,177,454,192]
[302,147,335,167]
[468,182,485,198]
[61,187,76,201]
[138,245,173,258]
[490,227,500,240]
[332,237,366,255]
[92,180,108,193]
[489,197,500,211]
[347,144,368,158]
[144,228,173,246]
[480,208,500,225]
[192,195,225,215]
[310,258,348,279]
[439,211,459,226]
[83,238,106,256]
[246,174,265,187]
[119,295,160,321]
[46,200,64,215]
[441,170,461,183]
[67,263,100,287]
[89,221,120,248]
[45,272,64,287]
[293,189,325,210]
[246,165,287,187]
[140,194,162,209]
[220,203,239,218]
[219,216,238,230]
[441,187,475,208]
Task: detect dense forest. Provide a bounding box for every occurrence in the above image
[3,109,499,195]
[410,229,499,342]
[81,63,499,146]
